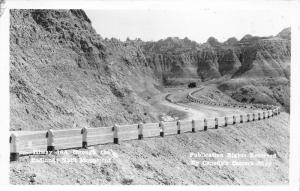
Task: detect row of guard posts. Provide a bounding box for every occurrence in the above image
[187,92,280,112]
[10,108,280,161]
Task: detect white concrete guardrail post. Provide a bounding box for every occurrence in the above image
[113,124,119,144]
[265,110,267,118]
[271,110,274,117]
[192,120,195,133]
[233,115,236,125]
[270,110,273,117]
[177,120,181,134]
[252,113,255,121]
[267,110,270,118]
[240,114,243,123]
[263,111,266,119]
[10,133,19,162]
[224,116,228,127]
[159,121,165,137]
[138,122,143,140]
[81,127,88,149]
[46,128,55,152]
[204,118,208,131]
[215,117,218,129]
[247,113,250,122]
[258,112,261,120]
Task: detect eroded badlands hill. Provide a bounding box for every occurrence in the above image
[140,30,290,81]
[140,29,290,111]
[10,9,290,131]
[10,9,163,130]
[10,9,290,186]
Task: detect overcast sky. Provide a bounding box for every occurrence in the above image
[85,3,291,43]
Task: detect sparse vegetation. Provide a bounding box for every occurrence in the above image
[9,9,290,185]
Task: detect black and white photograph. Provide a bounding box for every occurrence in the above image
[0,0,300,189]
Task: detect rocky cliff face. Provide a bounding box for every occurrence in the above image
[10,9,162,130]
[10,9,291,130]
[232,35,290,79]
[217,32,290,111]
[140,28,290,82]
[139,28,290,111]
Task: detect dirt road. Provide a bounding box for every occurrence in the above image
[151,87,259,121]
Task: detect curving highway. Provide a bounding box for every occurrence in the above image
[157,87,261,121]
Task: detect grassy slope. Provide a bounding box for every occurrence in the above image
[10,113,289,185]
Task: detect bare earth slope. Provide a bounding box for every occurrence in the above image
[10,113,289,185]
[10,9,291,131]
[140,29,290,111]
[10,9,164,130]
[9,9,290,185]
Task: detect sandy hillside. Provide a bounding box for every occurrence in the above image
[10,113,289,185]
